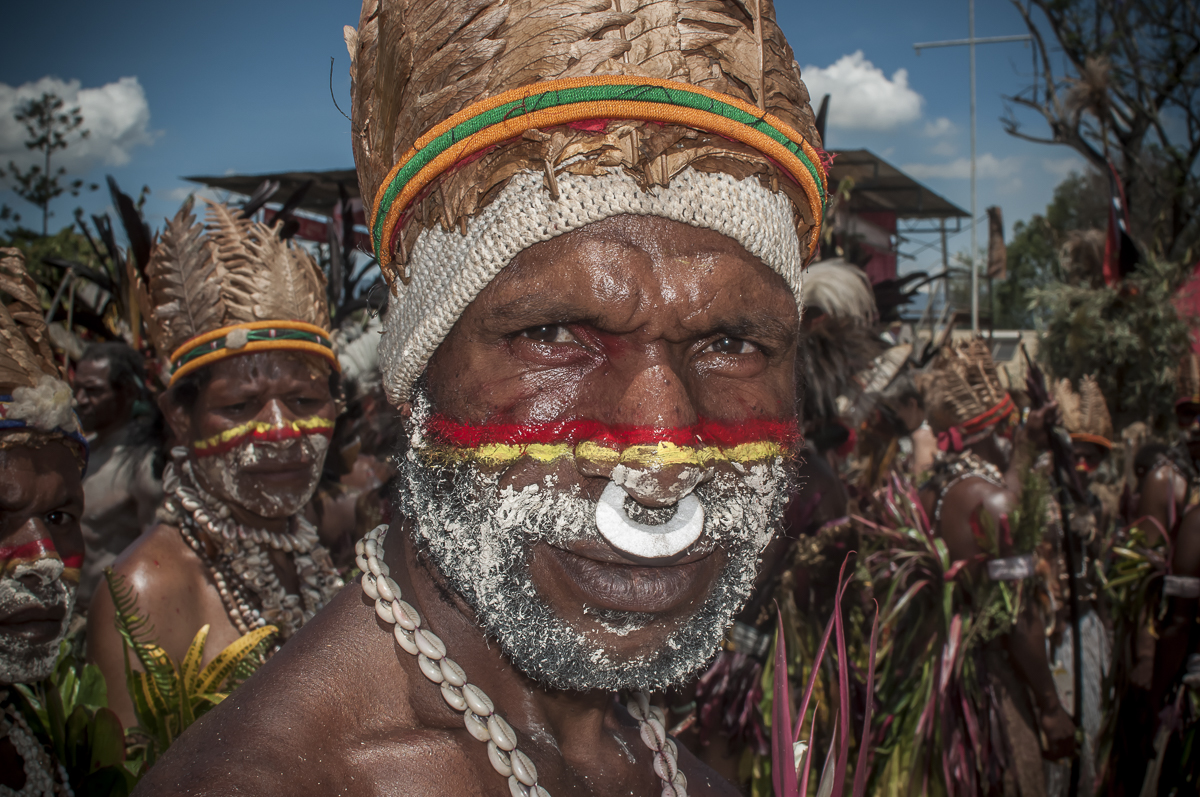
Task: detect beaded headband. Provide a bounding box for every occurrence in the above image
[369,76,828,270]
[168,321,339,386]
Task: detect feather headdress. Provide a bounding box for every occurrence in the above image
[137,198,336,385]
[801,260,877,324]
[924,337,1016,448]
[0,248,87,465]
[348,0,827,402]
[1054,375,1113,448]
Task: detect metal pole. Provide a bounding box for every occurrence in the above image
[969,0,978,333]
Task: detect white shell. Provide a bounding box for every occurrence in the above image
[441,683,467,711]
[653,752,677,782]
[377,576,399,603]
[463,684,494,717]
[375,599,395,624]
[465,711,491,742]
[393,600,421,631]
[510,750,538,787]
[361,574,380,601]
[393,625,419,655]
[508,775,529,797]
[355,554,370,572]
[415,629,447,660]
[487,741,513,777]
[594,482,704,559]
[640,717,666,752]
[439,658,467,687]
[417,654,444,683]
[488,714,518,751]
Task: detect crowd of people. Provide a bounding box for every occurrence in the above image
[1,0,1197,795]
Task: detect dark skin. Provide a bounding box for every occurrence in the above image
[86,351,337,729]
[132,215,798,796]
[73,359,135,444]
[1148,493,1200,720]
[919,408,1078,761]
[0,442,85,791]
[1136,402,1200,546]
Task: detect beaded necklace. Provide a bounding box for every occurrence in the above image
[161,458,343,639]
[0,697,72,797]
[357,524,689,797]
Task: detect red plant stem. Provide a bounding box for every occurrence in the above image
[829,556,852,797]
[772,608,798,797]
[792,553,855,744]
[851,600,880,797]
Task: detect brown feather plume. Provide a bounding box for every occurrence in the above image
[0,248,66,391]
[923,337,1009,432]
[349,0,821,286]
[141,198,331,359]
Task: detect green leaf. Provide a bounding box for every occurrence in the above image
[75,663,108,712]
[88,708,127,771]
[65,704,90,772]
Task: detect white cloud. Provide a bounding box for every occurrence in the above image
[801,51,923,131]
[931,140,956,157]
[1040,155,1085,179]
[923,117,956,137]
[901,153,1022,180]
[0,76,156,172]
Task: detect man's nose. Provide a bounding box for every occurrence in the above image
[1,521,64,586]
[256,398,291,426]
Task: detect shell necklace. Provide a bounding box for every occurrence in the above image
[0,698,72,797]
[162,458,343,639]
[357,524,688,797]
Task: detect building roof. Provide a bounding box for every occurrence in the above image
[827,149,968,220]
[185,169,358,217]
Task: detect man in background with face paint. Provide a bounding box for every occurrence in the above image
[0,249,89,795]
[134,0,825,794]
[87,198,344,729]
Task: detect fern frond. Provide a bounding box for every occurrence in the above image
[103,568,177,705]
[194,625,277,696]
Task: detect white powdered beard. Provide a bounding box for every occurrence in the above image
[0,557,75,684]
[394,402,789,692]
[191,433,330,519]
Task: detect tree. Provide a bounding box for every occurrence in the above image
[3,92,97,236]
[992,171,1109,327]
[1003,0,1200,263]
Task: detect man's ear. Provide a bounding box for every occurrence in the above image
[158,390,193,447]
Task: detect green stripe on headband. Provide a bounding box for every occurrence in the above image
[371,81,828,257]
[173,328,332,368]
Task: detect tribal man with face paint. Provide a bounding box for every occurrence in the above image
[134,0,827,794]
[87,198,344,729]
[0,249,89,796]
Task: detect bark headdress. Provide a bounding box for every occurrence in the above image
[1054,375,1113,449]
[347,0,829,402]
[137,197,337,385]
[0,248,87,468]
[924,337,1016,452]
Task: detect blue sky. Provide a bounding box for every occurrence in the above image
[0,0,1086,278]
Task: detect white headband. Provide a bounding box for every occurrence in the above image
[378,167,805,404]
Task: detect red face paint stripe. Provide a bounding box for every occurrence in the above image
[0,538,59,562]
[62,554,83,568]
[423,415,799,448]
[193,424,335,458]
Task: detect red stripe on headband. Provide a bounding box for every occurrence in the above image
[423,415,799,449]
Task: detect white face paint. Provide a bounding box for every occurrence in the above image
[0,555,74,685]
[395,394,790,692]
[191,431,329,519]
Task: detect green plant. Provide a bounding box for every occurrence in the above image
[1032,256,1194,431]
[14,636,137,796]
[104,568,277,764]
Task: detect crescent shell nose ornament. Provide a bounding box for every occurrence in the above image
[595,481,704,559]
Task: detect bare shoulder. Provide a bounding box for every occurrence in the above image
[938,477,1015,561]
[131,582,437,796]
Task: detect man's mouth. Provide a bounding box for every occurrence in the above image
[536,541,716,615]
[0,605,66,643]
[239,459,314,480]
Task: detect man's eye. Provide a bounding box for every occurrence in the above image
[45,511,74,526]
[519,325,577,344]
[704,337,758,355]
